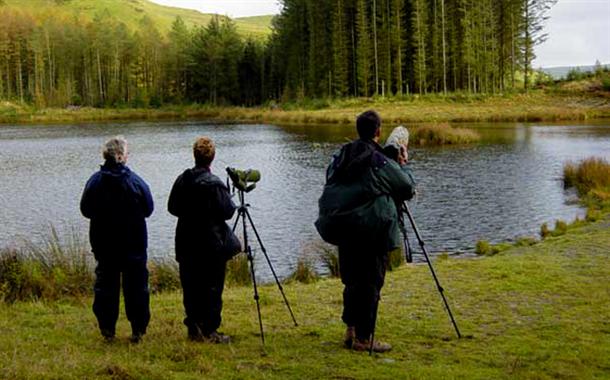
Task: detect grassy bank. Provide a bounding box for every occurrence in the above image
[1,160,609,379]
[0,214,609,379]
[1,91,609,127]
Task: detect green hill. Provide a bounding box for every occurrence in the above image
[235,15,275,36]
[2,0,274,38]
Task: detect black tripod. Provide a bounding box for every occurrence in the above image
[231,189,298,346]
[369,201,461,355]
[401,201,461,338]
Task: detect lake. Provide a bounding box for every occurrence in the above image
[1,120,609,279]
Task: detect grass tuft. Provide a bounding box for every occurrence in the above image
[149,260,181,294]
[564,158,610,202]
[0,227,93,302]
[288,258,318,284]
[226,253,251,287]
[410,123,480,146]
[317,244,340,278]
[388,248,404,270]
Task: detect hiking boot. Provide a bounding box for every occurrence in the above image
[100,328,115,342]
[187,326,204,342]
[130,332,144,344]
[352,338,392,353]
[344,326,355,348]
[203,331,231,344]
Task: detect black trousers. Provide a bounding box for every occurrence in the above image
[179,257,227,335]
[338,243,388,341]
[93,259,150,336]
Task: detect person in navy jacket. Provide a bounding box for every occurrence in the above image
[168,136,237,344]
[81,136,154,343]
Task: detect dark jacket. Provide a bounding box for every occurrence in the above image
[316,139,416,250]
[80,162,154,261]
[168,167,237,263]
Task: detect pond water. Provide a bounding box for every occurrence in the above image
[1,120,609,279]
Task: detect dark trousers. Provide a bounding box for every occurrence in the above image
[93,259,150,336]
[179,257,227,335]
[339,243,388,341]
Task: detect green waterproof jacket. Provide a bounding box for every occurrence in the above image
[315,139,416,250]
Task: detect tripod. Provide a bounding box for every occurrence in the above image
[231,189,298,346]
[369,201,461,355]
[401,201,462,338]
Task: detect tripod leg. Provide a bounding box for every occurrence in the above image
[244,209,298,327]
[246,243,265,346]
[238,203,265,346]
[232,211,241,233]
[399,218,413,264]
[403,202,462,339]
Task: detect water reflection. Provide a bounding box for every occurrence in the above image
[0,120,609,279]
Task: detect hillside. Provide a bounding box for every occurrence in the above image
[2,0,274,38]
[542,63,610,80]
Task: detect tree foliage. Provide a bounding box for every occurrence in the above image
[0,1,558,107]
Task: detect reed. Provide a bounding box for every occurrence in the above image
[563,157,610,200]
[410,123,480,146]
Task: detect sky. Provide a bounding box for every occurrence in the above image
[150,0,610,68]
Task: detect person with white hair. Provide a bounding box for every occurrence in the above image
[80,136,154,343]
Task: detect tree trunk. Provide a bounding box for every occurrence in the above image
[373,0,379,95]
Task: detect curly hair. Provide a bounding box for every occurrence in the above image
[193,136,216,167]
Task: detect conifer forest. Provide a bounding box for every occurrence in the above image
[0,0,557,108]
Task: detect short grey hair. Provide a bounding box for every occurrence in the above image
[102,136,128,164]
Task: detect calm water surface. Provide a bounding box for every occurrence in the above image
[1,120,609,279]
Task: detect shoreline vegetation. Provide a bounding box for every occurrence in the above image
[2,91,610,127]
[2,158,607,304]
[0,159,608,377]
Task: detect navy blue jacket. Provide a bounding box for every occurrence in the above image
[80,162,154,261]
[168,167,236,263]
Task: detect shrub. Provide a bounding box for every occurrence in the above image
[601,75,610,92]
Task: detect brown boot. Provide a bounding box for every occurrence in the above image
[352,338,392,353]
[344,326,355,348]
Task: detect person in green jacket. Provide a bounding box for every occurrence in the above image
[315,110,416,352]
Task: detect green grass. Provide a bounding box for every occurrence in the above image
[3,0,273,38]
[0,215,609,379]
[2,91,609,128]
